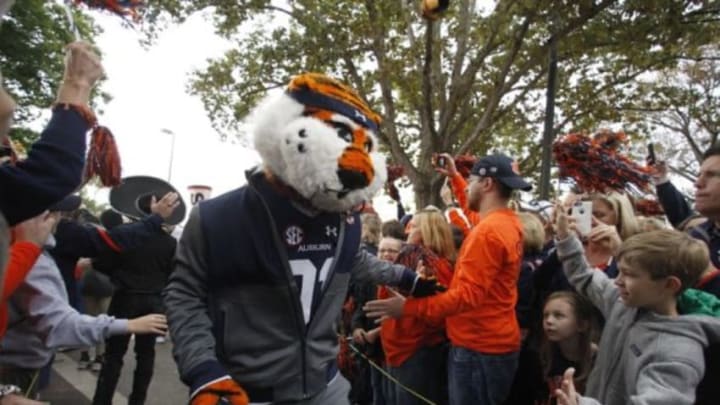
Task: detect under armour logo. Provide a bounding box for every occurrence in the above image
[354,110,366,123]
[285,226,304,246]
[326,226,338,237]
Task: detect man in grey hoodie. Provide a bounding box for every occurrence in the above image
[552,207,720,405]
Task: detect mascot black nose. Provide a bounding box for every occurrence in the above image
[337,169,369,191]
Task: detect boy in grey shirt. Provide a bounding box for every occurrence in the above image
[553,207,720,405]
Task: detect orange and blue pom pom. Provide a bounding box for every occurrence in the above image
[422,0,451,20]
[553,131,651,193]
[74,0,143,20]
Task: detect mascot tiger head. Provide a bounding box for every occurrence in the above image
[251,73,386,213]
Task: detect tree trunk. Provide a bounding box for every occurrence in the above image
[412,169,447,210]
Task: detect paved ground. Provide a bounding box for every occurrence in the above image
[39,338,188,405]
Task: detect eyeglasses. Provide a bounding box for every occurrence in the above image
[379,248,400,254]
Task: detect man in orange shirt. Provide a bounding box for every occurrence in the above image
[365,154,531,405]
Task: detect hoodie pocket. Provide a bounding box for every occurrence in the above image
[216,284,301,376]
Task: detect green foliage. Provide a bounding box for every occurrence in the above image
[79,181,110,217]
[624,50,720,181]
[141,0,720,206]
[0,0,106,148]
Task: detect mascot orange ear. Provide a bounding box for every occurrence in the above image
[422,0,450,20]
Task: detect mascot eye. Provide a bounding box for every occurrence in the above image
[331,122,354,143]
[364,138,373,152]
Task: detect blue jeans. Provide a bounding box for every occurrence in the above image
[447,346,519,405]
[386,345,445,405]
[370,366,387,405]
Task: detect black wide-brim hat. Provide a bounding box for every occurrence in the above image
[109,176,186,225]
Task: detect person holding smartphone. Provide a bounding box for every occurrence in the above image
[433,153,481,228]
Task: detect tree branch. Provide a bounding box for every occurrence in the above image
[438,2,507,141]
[421,21,437,145]
[458,13,532,154]
[364,0,417,182]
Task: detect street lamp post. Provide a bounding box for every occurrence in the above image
[161,128,176,183]
[539,22,559,200]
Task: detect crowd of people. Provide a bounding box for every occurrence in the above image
[1,2,720,405]
[342,151,720,405]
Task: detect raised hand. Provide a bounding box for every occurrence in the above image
[56,41,104,106]
[150,192,180,220]
[555,367,579,405]
[62,41,104,88]
[648,159,669,185]
[554,203,570,240]
[434,153,458,177]
[587,222,622,256]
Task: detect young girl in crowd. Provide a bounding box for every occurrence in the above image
[537,291,596,405]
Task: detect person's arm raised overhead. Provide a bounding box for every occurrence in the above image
[0,41,104,225]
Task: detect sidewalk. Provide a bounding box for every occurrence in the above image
[40,340,187,405]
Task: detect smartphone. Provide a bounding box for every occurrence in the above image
[571,201,593,237]
[432,153,446,168]
[647,143,656,165]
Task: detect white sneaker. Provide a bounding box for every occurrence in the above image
[91,357,104,372]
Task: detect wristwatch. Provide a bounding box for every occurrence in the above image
[0,384,22,398]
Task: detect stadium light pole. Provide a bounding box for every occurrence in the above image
[161,128,176,183]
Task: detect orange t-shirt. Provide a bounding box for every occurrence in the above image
[404,208,524,354]
[0,241,42,337]
[380,245,454,367]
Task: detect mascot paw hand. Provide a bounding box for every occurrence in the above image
[412,277,447,297]
[191,379,249,405]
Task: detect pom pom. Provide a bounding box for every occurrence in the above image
[386,164,405,202]
[635,197,665,217]
[421,0,450,20]
[74,0,143,20]
[52,103,123,187]
[553,130,651,193]
[84,126,122,187]
[454,155,477,179]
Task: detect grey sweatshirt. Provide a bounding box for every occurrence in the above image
[0,236,128,369]
[556,235,720,405]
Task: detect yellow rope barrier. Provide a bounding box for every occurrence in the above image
[345,339,437,405]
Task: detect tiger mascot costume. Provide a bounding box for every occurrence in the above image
[164,73,444,405]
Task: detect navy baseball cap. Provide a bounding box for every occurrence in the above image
[48,195,82,212]
[470,154,532,191]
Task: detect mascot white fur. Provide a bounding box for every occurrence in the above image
[164,73,442,405]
